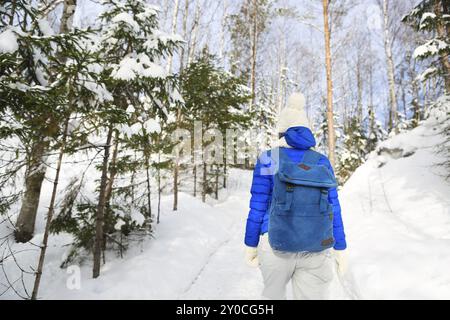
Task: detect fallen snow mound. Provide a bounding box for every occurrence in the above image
[340,117,450,299]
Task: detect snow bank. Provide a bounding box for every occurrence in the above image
[341,117,450,299]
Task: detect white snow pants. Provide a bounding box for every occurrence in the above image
[258,233,334,300]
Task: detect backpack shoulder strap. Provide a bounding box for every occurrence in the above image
[302,150,322,165]
[277,147,290,162]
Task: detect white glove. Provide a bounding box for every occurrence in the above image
[245,246,259,268]
[334,250,348,277]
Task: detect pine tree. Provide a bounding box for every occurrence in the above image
[367,108,388,153]
[403,0,450,93]
[179,51,252,201]
[404,0,449,179]
[337,117,368,184]
[314,109,342,156]
[28,0,184,278]
[88,0,182,278]
[0,1,107,243]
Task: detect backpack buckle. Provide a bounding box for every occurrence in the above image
[320,189,329,212]
[286,183,295,192]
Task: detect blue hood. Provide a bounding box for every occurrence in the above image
[283,126,316,150]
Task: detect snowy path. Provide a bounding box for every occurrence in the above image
[179,217,263,300]
[178,173,264,300]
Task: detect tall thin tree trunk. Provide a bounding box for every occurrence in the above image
[145,154,152,228]
[202,162,207,203]
[410,60,421,126]
[356,55,363,122]
[381,0,398,133]
[322,0,336,168]
[157,149,161,224]
[434,0,450,93]
[93,127,113,279]
[223,157,227,189]
[173,103,183,211]
[368,38,376,148]
[104,130,119,230]
[219,0,229,64]
[193,165,197,197]
[188,0,201,64]
[172,0,188,212]
[131,152,136,204]
[215,165,219,200]
[179,0,189,71]
[400,71,408,120]
[31,117,70,300]
[250,0,258,107]
[173,159,179,211]
[277,34,287,115]
[167,0,180,73]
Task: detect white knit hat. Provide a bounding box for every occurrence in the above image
[277,92,310,133]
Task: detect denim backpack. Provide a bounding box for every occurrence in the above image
[268,147,338,252]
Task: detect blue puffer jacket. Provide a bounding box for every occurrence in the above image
[244,126,347,250]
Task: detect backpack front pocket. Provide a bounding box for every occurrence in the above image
[273,184,331,217]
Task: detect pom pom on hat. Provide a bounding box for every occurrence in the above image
[277,92,310,133]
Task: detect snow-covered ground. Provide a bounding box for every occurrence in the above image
[1,117,449,300]
[341,120,450,299]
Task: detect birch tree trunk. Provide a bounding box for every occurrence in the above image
[322,0,336,168]
[250,0,258,108]
[356,55,363,122]
[172,0,188,212]
[188,0,201,64]
[167,0,180,74]
[277,33,286,115]
[381,0,398,133]
[179,0,189,70]
[219,0,229,64]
